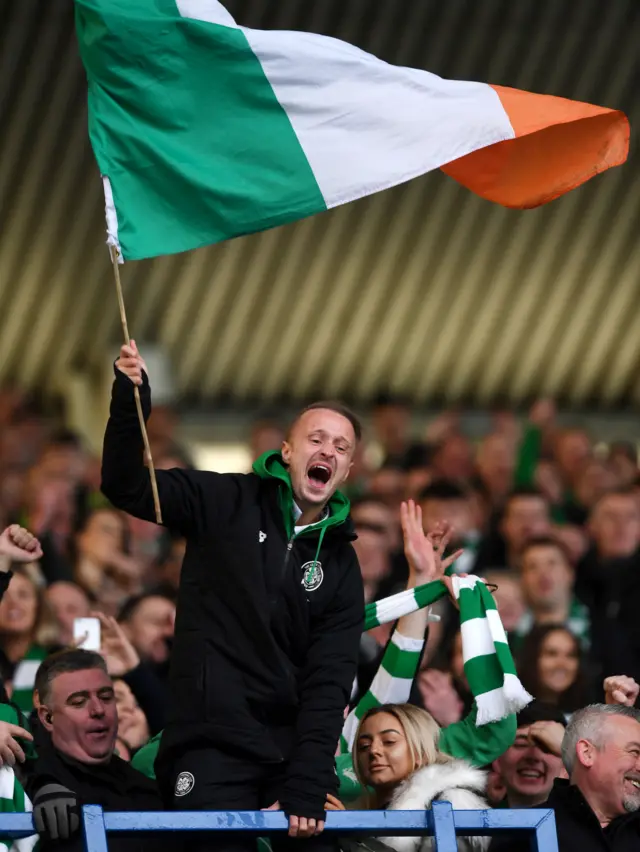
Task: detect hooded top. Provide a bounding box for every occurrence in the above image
[101,368,364,820]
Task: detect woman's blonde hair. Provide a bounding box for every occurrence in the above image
[353,703,453,790]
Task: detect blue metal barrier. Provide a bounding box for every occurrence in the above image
[79,805,558,852]
[0,807,558,851]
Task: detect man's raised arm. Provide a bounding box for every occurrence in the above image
[101,341,208,537]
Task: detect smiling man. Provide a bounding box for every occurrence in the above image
[493,702,567,811]
[498,703,640,852]
[29,649,161,852]
[101,342,364,852]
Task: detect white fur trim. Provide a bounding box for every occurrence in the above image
[381,761,490,852]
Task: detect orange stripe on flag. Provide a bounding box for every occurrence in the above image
[441,85,629,208]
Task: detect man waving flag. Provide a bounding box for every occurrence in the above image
[75,0,629,261]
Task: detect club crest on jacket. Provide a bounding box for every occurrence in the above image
[175,771,195,797]
[301,560,323,592]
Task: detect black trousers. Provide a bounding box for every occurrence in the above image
[159,746,338,852]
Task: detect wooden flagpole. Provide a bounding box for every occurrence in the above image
[109,245,163,524]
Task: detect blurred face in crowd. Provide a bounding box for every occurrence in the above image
[501,495,551,562]
[121,596,175,664]
[0,572,38,639]
[432,435,474,482]
[352,501,393,586]
[420,496,474,545]
[282,409,355,513]
[369,466,406,510]
[520,544,574,615]
[476,434,515,498]
[250,421,285,463]
[41,668,117,764]
[495,725,564,807]
[537,628,579,700]
[555,429,592,485]
[77,509,126,564]
[608,445,638,487]
[114,679,149,752]
[39,444,86,486]
[372,404,410,455]
[46,582,91,646]
[590,492,640,560]
[575,461,618,511]
[356,711,413,794]
[576,715,640,818]
[484,573,525,633]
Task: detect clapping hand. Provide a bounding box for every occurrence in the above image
[94,612,140,676]
[401,500,463,594]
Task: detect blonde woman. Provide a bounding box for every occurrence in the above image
[333,703,489,852]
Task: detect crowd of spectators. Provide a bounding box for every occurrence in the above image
[0,385,637,850]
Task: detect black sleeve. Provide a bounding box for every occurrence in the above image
[101,365,240,537]
[122,663,168,735]
[37,534,74,584]
[280,549,364,820]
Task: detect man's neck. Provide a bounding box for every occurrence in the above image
[532,599,571,625]
[293,498,328,527]
[573,778,616,828]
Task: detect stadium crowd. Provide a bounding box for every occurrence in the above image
[0,382,637,851]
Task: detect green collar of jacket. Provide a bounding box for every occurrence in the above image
[252,450,351,540]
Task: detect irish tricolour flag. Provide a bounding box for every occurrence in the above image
[75,0,629,261]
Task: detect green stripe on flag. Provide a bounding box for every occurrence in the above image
[75,0,326,259]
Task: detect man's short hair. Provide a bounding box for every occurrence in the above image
[418,480,469,503]
[561,703,640,775]
[520,536,571,564]
[290,401,362,443]
[591,486,639,515]
[504,487,549,513]
[117,589,176,625]
[516,700,568,729]
[35,649,108,706]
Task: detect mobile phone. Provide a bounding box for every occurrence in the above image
[73,617,101,651]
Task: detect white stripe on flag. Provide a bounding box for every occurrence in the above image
[460,617,495,660]
[241,28,514,209]
[103,177,121,258]
[175,0,238,28]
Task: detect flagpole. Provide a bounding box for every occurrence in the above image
[109,245,163,525]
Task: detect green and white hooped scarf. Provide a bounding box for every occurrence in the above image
[363,576,532,725]
[10,646,48,713]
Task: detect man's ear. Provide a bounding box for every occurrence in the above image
[281,440,292,465]
[38,705,53,732]
[576,739,596,768]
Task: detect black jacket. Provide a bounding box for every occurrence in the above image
[27,734,162,852]
[490,779,640,852]
[101,369,364,820]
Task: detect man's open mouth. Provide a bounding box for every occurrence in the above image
[307,463,332,488]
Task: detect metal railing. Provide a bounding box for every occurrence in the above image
[0,805,559,851]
